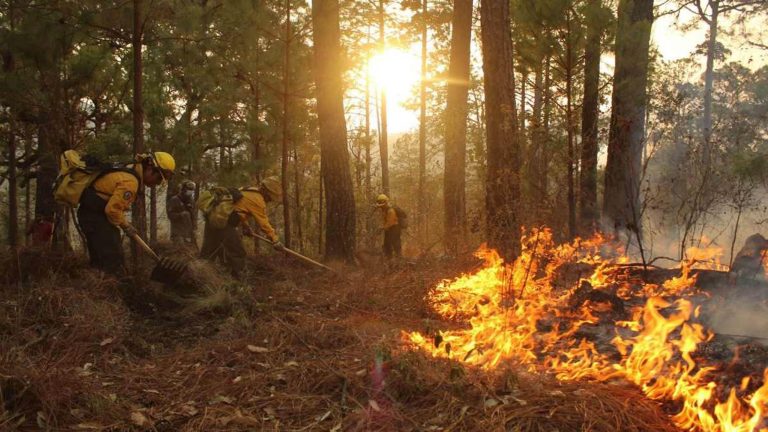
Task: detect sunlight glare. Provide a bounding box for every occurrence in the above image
[368,48,421,107]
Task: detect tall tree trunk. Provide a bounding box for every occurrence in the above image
[8,127,17,247]
[519,68,527,138]
[365,28,372,200]
[444,0,473,255]
[579,0,602,234]
[132,0,146,243]
[282,0,292,248]
[293,144,303,252]
[541,56,552,201]
[24,128,31,233]
[35,124,57,221]
[603,0,654,237]
[480,0,520,258]
[318,168,324,255]
[150,186,157,244]
[565,11,576,240]
[526,60,543,205]
[249,78,262,177]
[418,0,428,246]
[702,0,718,168]
[378,0,390,195]
[312,0,357,261]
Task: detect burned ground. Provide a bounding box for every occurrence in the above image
[0,247,714,431]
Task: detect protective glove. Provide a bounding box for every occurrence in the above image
[272,240,285,252]
[121,224,139,238]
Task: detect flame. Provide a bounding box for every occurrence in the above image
[403,229,768,432]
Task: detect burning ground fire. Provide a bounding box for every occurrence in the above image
[403,229,768,432]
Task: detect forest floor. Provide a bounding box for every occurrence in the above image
[0,245,682,431]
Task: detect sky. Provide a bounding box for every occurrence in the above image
[376,8,768,134]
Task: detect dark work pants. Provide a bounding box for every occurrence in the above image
[383,225,402,259]
[78,188,125,276]
[200,221,246,277]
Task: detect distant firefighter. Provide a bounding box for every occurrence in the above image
[167,180,197,245]
[374,194,407,261]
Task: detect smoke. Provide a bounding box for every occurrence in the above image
[702,286,768,342]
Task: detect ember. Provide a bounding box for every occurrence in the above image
[404,229,768,432]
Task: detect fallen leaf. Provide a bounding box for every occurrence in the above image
[263,406,277,419]
[75,423,103,430]
[369,400,381,412]
[232,376,242,384]
[460,405,470,417]
[284,361,299,367]
[36,411,48,428]
[107,393,117,402]
[99,338,114,347]
[209,395,235,405]
[315,410,331,422]
[142,389,161,395]
[509,396,527,406]
[355,369,367,377]
[247,345,270,353]
[130,411,149,427]
[330,424,342,432]
[179,403,199,417]
[484,398,499,408]
[549,390,565,397]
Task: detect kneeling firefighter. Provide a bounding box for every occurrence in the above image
[198,176,284,277]
[71,152,175,275]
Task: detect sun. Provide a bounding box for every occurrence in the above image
[368,48,421,107]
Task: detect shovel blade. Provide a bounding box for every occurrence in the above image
[150,257,188,284]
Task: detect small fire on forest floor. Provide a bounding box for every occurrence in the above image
[403,228,768,432]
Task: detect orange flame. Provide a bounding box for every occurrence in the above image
[403,229,768,432]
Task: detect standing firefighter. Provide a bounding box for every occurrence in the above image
[73,152,175,275]
[167,180,197,245]
[375,194,404,260]
[199,176,285,278]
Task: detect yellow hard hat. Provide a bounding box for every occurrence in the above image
[376,194,389,205]
[261,176,282,201]
[152,151,176,174]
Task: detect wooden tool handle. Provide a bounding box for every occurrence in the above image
[128,232,161,262]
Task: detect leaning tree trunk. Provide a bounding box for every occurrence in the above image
[579,0,602,235]
[480,0,521,259]
[444,0,473,255]
[603,0,654,237]
[312,0,357,262]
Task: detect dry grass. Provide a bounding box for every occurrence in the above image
[0,246,682,431]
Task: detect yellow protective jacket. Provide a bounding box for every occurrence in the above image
[234,190,278,242]
[380,206,398,229]
[91,165,142,227]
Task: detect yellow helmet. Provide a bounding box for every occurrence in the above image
[261,176,282,201]
[376,194,389,206]
[152,151,176,174]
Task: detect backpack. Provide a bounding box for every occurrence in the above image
[393,205,408,229]
[53,150,136,207]
[196,187,244,229]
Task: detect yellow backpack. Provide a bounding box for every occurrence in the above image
[196,187,244,229]
[53,150,136,207]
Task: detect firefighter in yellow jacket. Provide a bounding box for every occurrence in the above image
[200,176,284,277]
[77,152,175,275]
[376,194,402,259]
